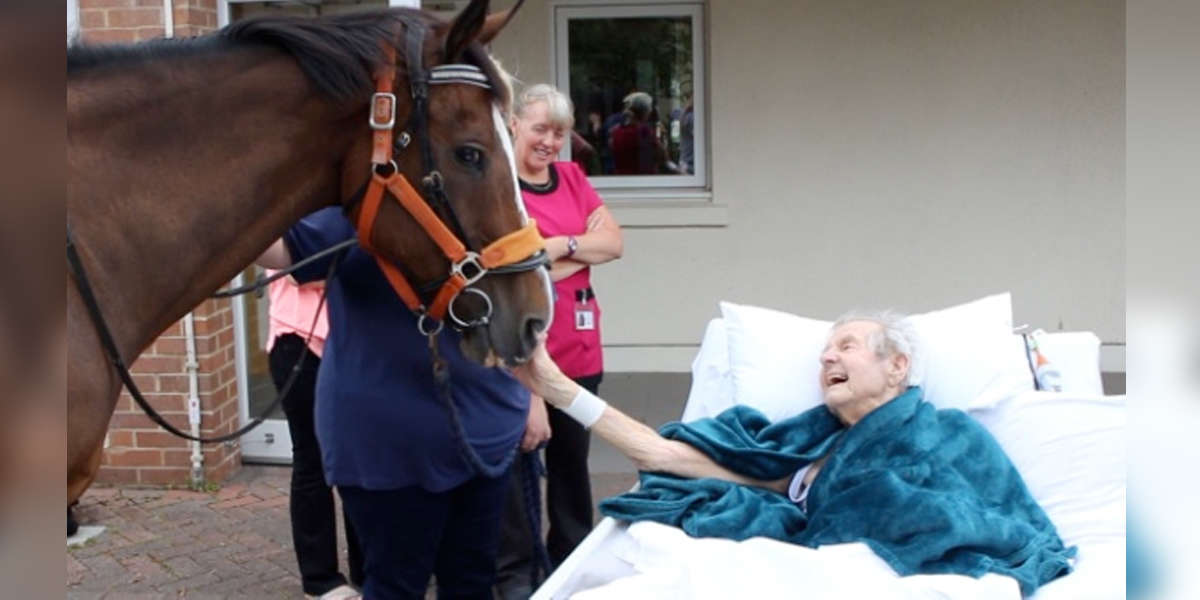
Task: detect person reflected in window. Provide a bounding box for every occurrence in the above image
[600,102,627,174]
[608,92,667,175]
[678,97,695,175]
[568,130,597,176]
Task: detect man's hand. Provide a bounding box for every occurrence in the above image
[521,394,552,452]
[510,337,580,408]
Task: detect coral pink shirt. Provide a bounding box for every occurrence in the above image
[521,162,605,378]
[265,272,330,357]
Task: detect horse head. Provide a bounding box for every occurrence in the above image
[340,0,550,366]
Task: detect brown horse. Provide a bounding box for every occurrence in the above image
[66,1,547,509]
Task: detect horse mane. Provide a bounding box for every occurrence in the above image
[220,9,423,103]
[68,35,224,75]
[68,8,510,109]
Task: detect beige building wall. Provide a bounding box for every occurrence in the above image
[492,0,1124,372]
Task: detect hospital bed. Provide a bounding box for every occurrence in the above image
[533,294,1125,599]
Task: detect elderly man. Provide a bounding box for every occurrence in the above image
[512,312,1074,595]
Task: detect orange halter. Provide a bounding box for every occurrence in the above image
[356,43,545,333]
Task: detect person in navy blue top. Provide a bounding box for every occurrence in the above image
[259,207,529,599]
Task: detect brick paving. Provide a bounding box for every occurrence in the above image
[68,465,638,599]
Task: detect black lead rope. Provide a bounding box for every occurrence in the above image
[427,337,517,479]
[520,450,554,586]
[67,223,343,444]
[211,238,356,299]
[428,341,553,586]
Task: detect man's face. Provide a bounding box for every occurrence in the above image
[819,321,894,409]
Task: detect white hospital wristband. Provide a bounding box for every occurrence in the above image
[560,387,608,429]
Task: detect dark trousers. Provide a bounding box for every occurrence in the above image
[495,373,602,597]
[270,333,364,596]
[338,469,512,600]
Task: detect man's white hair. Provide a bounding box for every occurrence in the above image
[831,310,922,386]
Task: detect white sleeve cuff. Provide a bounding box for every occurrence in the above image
[561,387,608,429]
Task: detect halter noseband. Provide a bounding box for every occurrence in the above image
[355,24,546,335]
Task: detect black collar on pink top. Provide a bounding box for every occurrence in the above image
[519,162,559,194]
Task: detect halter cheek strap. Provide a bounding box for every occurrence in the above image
[356,170,544,321]
[356,38,546,325]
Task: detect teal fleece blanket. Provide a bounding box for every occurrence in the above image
[599,387,1075,595]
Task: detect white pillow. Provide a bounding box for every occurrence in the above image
[1036,332,1105,397]
[717,303,832,421]
[682,318,736,423]
[719,293,1032,422]
[972,391,1126,552]
[907,294,1033,411]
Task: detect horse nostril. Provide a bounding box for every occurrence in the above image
[522,316,546,351]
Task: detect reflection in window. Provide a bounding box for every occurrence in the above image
[557,5,704,187]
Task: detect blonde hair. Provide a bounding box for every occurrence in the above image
[514,83,574,130]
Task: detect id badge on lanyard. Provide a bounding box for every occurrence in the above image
[574,288,595,331]
[575,308,595,331]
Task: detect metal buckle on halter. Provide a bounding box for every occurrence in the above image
[448,287,494,329]
[422,170,444,193]
[451,252,487,287]
[369,92,397,130]
[373,159,399,178]
[417,312,444,337]
[410,76,429,101]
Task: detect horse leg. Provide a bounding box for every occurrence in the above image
[66,441,103,537]
[68,440,104,507]
[67,290,122,508]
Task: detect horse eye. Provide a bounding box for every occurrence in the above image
[455,146,484,168]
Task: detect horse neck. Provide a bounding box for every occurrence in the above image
[68,47,364,357]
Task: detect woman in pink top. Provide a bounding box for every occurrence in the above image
[266,274,362,599]
[494,84,624,598]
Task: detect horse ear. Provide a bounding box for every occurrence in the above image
[443,0,490,62]
[444,0,525,60]
[477,0,525,47]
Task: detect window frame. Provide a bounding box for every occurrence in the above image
[67,0,79,44]
[552,2,707,191]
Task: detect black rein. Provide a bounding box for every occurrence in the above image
[67,223,341,444]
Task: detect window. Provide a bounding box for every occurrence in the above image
[555,3,706,190]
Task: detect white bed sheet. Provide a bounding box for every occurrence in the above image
[538,520,1021,600]
[534,516,1123,599]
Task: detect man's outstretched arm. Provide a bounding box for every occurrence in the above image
[512,342,789,493]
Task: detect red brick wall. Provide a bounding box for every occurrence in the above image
[78,0,218,45]
[98,300,243,487]
[172,0,220,38]
[80,3,241,487]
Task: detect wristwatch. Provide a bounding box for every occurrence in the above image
[566,236,579,257]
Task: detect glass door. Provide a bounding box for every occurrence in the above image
[233,266,293,462]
